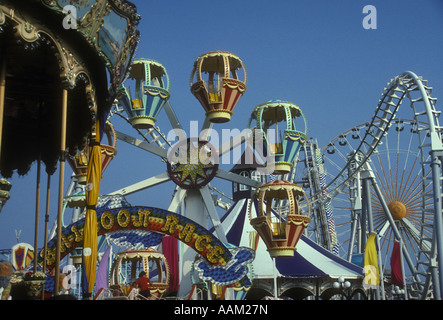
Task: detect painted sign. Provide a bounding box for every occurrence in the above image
[11,243,34,271]
[41,206,233,270]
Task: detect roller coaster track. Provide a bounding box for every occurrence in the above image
[316,71,443,299]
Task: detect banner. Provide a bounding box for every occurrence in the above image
[390,240,404,287]
[363,233,379,289]
[82,119,102,299]
[95,246,111,292]
[162,236,179,292]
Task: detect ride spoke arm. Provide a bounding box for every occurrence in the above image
[401,219,431,252]
[164,101,183,131]
[109,171,171,196]
[168,187,187,213]
[200,186,228,243]
[200,117,213,140]
[217,130,251,157]
[215,169,261,188]
[116,131,168,159]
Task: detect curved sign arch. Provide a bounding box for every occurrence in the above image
[41,206,236,271]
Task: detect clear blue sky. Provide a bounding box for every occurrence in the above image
[1,0,443,255]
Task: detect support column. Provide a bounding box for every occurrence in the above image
[33,156,41,274]
[362,178,374,233]
[177,189,209,298]
[429,150,443,299]
[0,54,5,162]
[41,174,51,300]
[54,88,68,295]
[272,258,278,298]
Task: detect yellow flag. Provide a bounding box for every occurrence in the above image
[363,233,380,288]
[249,231,259,252]
[83,119,102,299]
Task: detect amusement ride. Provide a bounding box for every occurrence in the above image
[0,0,442,301]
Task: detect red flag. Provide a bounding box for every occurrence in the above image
[162,236,179,292]
[390,241,404,287]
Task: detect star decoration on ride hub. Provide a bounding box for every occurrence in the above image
[167,138,218,189]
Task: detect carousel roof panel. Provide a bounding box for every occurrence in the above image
[0,0,140,177]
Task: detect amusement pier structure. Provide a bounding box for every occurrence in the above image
[0,0,443,301]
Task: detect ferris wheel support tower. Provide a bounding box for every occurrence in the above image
[312,71,443,299]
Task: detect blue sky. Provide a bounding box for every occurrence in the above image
[1,0,443,256]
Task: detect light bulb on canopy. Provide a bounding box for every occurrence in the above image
[249,180,310,258]
[190,51,247,123]
[118,58,170,129]
[249,100,307,174]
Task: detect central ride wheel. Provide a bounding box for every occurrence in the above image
[106,50,262,298]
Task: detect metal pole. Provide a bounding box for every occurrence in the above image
[427,231,441,300]
[404,71,443,299]
[429,151,443,299]
[33,155,41,274]
[0,53,5,161]
[54,88,68,295]
[348,212,358,261]
[399,240,408,300]
[273,257,278,298]
[364,176,382,299]
[361,203,367,254]
[375,233,385,300]
[41,173,51,300]
[362,177,383,299]
[363,178,374,233]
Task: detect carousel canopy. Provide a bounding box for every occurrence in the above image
[0,0,139,176]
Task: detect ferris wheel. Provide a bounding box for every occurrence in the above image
[58,51,443,301]
[303,71,443,300]
[99,63,443,300]
[96,52,262,297]
[47,49,312,301]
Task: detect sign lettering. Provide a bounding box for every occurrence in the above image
[40,206,231,270]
